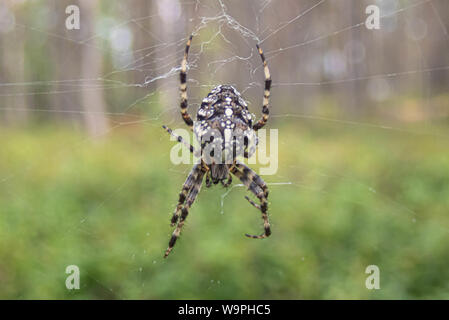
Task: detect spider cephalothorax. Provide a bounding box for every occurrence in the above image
[162,34,272,258]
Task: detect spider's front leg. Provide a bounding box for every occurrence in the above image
[164,164,206,258]
[169,164,202,226]
[231,162,271,239]
[162,124,201,226]
[221,173,232,188]
[205,170,212,188]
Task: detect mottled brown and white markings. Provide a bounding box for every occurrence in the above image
[162,34,273,258]
[179,35,194,129]
[253,44,271,131]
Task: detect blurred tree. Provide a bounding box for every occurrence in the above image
[79,0,109,136]
[0,5,28,125]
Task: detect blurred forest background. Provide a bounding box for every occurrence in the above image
[1,0,449,299]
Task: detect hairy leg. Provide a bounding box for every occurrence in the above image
[169,164,202,226]
[164,166,205,258]
[234,162,268,198]
[231,163,271,239]
[221,173,232,187]
[180,35,194,129]
[253,44,272,131]
[162,125,196,154]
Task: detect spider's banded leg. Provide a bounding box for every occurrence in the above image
[231,165,271,239]
[253,44,272,131]
[162,125,195,154]
[205,171,212,188]
[221,172,232,187]
[234,161,268,198]
[180,35,194,129]
[164,167,205,258]
[245,195,260,209]
[170,164,202,226]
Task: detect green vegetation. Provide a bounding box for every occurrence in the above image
[1,119,449,299]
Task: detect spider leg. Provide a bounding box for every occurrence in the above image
[165,166,205,258]
[221,172,232,187]
[180,35,194,129]
[169,164,202,226]
[244,195,260,209]
[231,163,271,239]
[162,125,196,154]
[253,44,271,131]
[234,162,268,198]
[205,171,212,188]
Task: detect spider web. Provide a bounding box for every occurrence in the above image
[1,0,449,298]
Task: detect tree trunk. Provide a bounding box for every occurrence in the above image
[79,0,109,137]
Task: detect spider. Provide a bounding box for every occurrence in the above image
[162,34,272,258]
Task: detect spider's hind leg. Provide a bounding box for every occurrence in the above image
[253,44,272,131]
[179,35,195,129]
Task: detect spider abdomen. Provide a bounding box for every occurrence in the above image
[194,85,258,165]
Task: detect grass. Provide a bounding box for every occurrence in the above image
[1,118,449,299]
